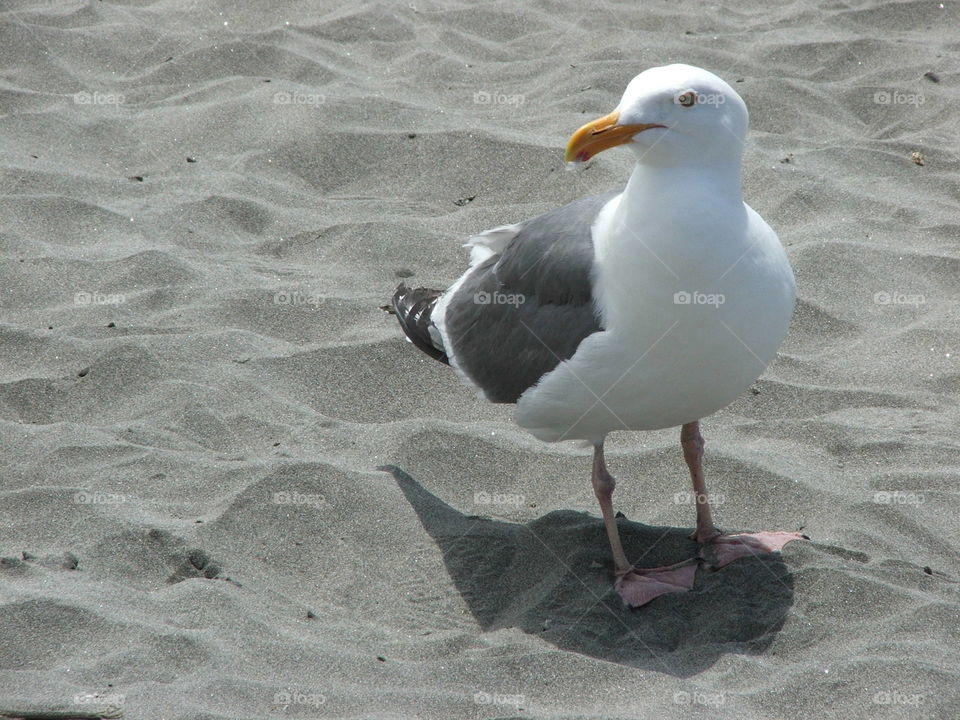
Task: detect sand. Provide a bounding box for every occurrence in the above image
[1,1,958,718]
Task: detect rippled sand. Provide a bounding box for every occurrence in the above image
[0,1,957,718]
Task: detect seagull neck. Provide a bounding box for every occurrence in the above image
[592,157,747,332]
[619,159,743,218]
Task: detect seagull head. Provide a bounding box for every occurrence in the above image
[564,64,748,167]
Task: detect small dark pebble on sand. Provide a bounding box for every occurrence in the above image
[924,566,933,575]
[188,549,210,570]
[377,656,386,662]
[77,367,89,377]
[186,156,197,162]
[454,195,476,206]
[923,71,940,83]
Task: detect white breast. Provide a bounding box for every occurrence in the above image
[516,194,794,444]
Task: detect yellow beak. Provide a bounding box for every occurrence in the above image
[564,110,665,163]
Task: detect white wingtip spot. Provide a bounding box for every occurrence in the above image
[464,223,521,266]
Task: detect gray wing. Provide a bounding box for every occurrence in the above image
[444,189,619,403]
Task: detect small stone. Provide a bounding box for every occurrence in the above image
[188,549,209,570]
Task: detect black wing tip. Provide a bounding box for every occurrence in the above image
[391,283,450,365]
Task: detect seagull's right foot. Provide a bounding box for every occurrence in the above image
[613,560,698,608]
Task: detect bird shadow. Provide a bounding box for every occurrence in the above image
[380,464,796,678]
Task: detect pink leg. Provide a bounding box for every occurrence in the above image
[592,443,697,607]
[680,421,805,568]
[681,421,719,543]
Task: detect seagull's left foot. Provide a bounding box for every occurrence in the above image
[699,530,806,569]
[678,423,807,569]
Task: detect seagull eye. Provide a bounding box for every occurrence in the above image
[676,91,697,107]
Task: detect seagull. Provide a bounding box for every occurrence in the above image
[390,64,803,607]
